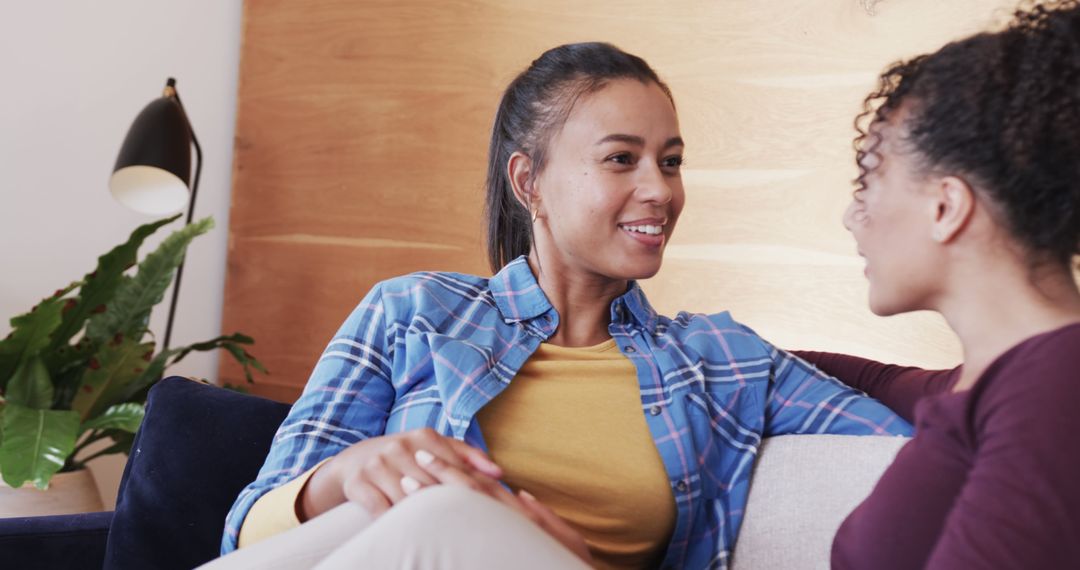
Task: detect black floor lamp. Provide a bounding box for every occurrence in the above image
[109,77,201,351]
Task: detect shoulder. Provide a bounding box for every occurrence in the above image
[1023,322,1080,367]
[658,309,757,336]
[653,309,773,358]
[976,323,1080,427]
[377,270,489,296]
[334,270,498,349]
[984,323,1080,393]
[371,270,493,309]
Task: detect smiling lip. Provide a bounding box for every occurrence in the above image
[621,229,665,248]
[619,217,667,226]
[618,218,667,249]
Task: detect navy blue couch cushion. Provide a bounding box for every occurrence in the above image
[0,511,112,569]
[104,377,290,570]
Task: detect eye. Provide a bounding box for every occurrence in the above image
[662,155,684,169]
[606,152,635,165]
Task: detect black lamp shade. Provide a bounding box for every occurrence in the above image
[109,96,192,215]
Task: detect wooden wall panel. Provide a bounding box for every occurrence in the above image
[222,0,1017,401]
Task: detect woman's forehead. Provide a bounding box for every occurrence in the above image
[561,80,680,139]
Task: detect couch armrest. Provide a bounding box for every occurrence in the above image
[0,511,113,570]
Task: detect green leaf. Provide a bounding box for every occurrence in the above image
[219,337,269,382]
[172,332,266,381]
[50,341,102,410]
[0,404,80,489]
[118,347,181,405]
[71,337,155,421]
[118,332,267,404]
[6,357,53,409]
[0,297,65,392]
[85,217,214,344]
[48,216,181,354]
[80,402,144,434]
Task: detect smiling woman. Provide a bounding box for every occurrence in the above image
[496,66,686,346]
[520,85,685,275]
[201,43,911,570]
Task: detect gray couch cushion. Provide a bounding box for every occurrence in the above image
[732,435,910,570]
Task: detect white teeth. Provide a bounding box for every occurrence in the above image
[620,224,662,236]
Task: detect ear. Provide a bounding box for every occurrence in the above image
[507,151,537,213]
[930,176,976,243]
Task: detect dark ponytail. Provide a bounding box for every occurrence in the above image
[484,42,673,272]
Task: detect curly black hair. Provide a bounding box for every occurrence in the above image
[854,0,1080,265]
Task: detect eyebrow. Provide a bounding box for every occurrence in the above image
[595,134,684,149]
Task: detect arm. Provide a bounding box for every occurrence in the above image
[761,344,913,437]
[235,459,328,549]
[222,282,568,557]
[925,363,1080,568]
[793,351,956,421]
[221,284,397,554]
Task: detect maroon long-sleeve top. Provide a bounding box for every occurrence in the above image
[797,323,1080,570]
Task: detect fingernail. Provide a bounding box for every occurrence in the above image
[519,489,536,501]
[400,476,421,495]
[415,449,435,466]
[477,456,501,473]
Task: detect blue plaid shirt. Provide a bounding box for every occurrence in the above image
[223,256,911,568]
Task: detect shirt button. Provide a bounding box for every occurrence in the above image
[624,345,636,353]
[675,480,688,493]
[649,405,662,416]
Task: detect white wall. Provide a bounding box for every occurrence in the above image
[1,1,243,508]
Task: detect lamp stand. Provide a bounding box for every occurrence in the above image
[162,78,202,352]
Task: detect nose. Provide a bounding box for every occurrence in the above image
[636,161,674,205]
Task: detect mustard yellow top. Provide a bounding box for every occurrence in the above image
[238,339,677,568]
[477,339,676,570]
[237,457,328,549]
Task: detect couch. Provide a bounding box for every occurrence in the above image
[0,377,907,569]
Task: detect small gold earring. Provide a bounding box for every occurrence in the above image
[531,209,538,223]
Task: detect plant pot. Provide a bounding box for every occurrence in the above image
[0,468,105,517]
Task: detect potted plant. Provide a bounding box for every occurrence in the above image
[0,214,264,512]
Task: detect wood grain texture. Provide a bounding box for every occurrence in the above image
[223,0,1018,402]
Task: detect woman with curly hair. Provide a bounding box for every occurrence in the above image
[799,1,1080,567]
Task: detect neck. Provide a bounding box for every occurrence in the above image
[935,257,1080,392]
[528,252,627,347]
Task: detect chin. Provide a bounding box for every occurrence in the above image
[639,257,664,274]
[867,289,915,317]
[868,301,901,317]
[625,257,664,280]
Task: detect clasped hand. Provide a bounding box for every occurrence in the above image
[320,428,592,564]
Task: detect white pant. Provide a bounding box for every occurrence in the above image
[199,485,592,569]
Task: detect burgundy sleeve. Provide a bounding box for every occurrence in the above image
[925,354,1080,568]
[792,351,956,422]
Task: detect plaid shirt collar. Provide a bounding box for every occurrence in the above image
[489,255,660,334]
